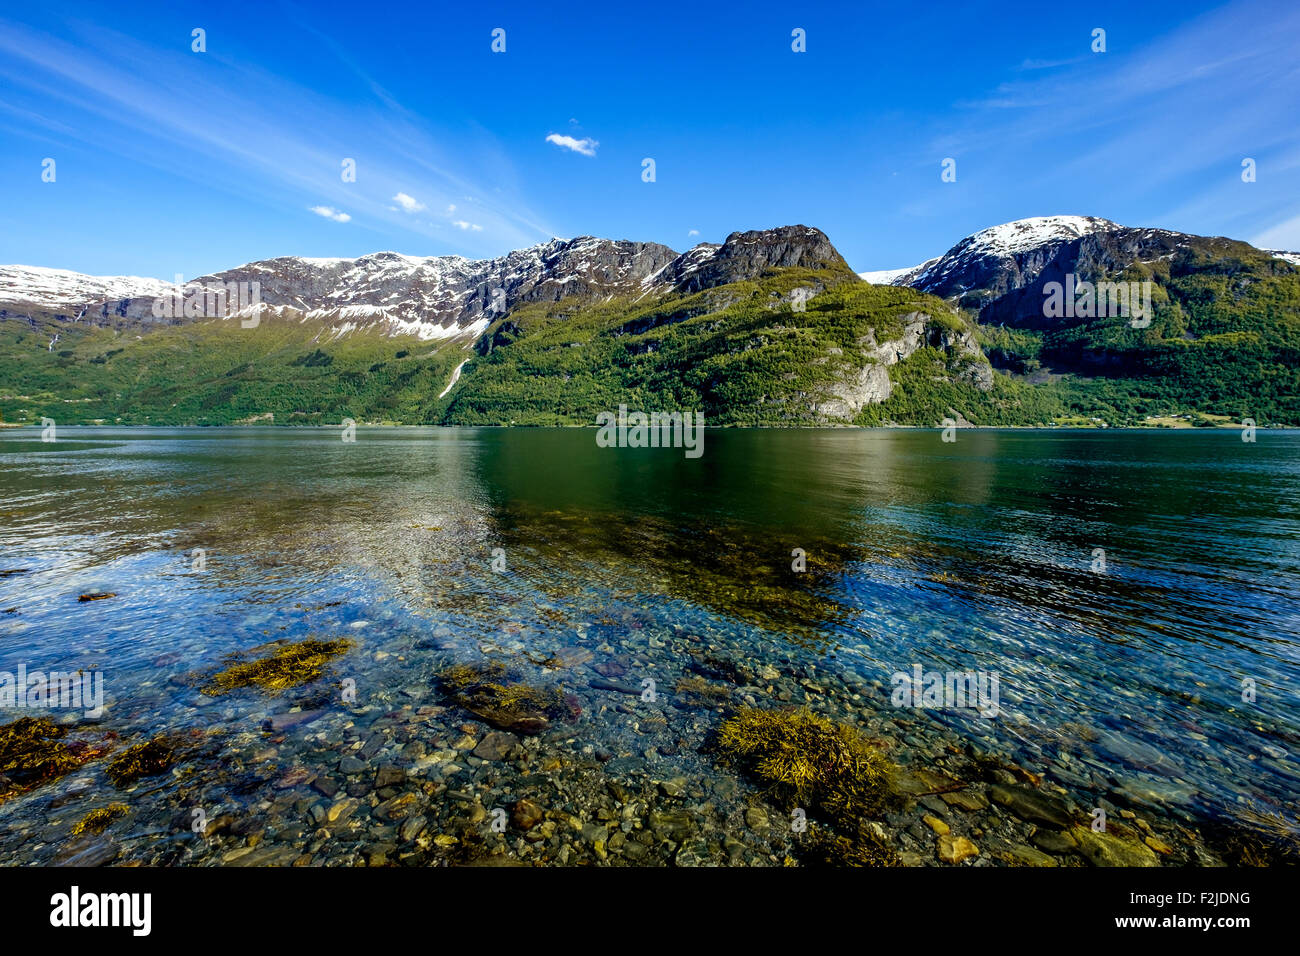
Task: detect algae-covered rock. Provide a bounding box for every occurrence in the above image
[715,707,897,817]
[436,662,576,735]
[802,826,901,867]
[201,638,353,695]
[0,717,107,798]
[106,737,176,788]
[672,676,732,710]
[70,803,128,836]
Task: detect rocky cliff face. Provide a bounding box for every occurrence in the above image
[815,311,992,420]
[655,225,849,294]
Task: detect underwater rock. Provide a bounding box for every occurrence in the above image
[744,806,770,829]
[53,834,119,867]
[511,798,544,831]
[106,737,176,788]
[938,834,980,864]
[922,814,949,835]
[589,678,641,696]
[437,663,575,735]
[375,792,419,821]
[262,709,326,733]
[1070,826,1160,867]
[672,677,732,710]
[1001,844,1058,867]
[1032,829,1079,854]
[989,784,1076,828]
[472,731,518,761]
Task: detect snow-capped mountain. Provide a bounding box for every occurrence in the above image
[860,215,1118,296]
[0,226,844,341]
[860,215,1300,326]
[0,266,180,312]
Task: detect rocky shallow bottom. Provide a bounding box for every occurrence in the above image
[1,603,1292,869]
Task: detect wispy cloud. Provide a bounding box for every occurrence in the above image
[310,206,351,223]
[452,220,483,232]
[0,17,555,257]
[1016,56,1085,71]
[1252,214,1300,251]
[904,0,1300,240]
[546,133,598,157]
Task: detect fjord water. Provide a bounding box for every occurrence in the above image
[0,426,1297,861]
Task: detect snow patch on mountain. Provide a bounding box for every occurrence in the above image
[0,265,178,308]
[859,257,940,287]
[961,216,1115,257]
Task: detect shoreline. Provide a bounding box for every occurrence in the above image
[1,422,1294,431]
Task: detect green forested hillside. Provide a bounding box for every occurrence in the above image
[976,242,1300,424]
[0,249,1295,428]
[0,314,466,425]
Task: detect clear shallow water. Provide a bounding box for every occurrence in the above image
[0,426,1297,864]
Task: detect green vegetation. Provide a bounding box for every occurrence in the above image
[0,313,465,426]
[1,243,1295,427]
[981,246,1300,424]
[715,706,904,866]
[440,270,959,425]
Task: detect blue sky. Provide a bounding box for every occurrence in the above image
[2,0,1298,278]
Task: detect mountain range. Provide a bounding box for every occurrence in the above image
[1,216,1296,428]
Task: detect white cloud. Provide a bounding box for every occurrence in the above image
[688,229,700,237]
[452,220,483,232]
[309,205,351,222]
[445,203,456,214]
[392,192,426,213]
[546,133,598,157]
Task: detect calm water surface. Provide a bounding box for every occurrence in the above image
[0,427,1297,864]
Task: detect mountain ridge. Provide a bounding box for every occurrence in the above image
[0,225,840,333]
[1,218,1296,428]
